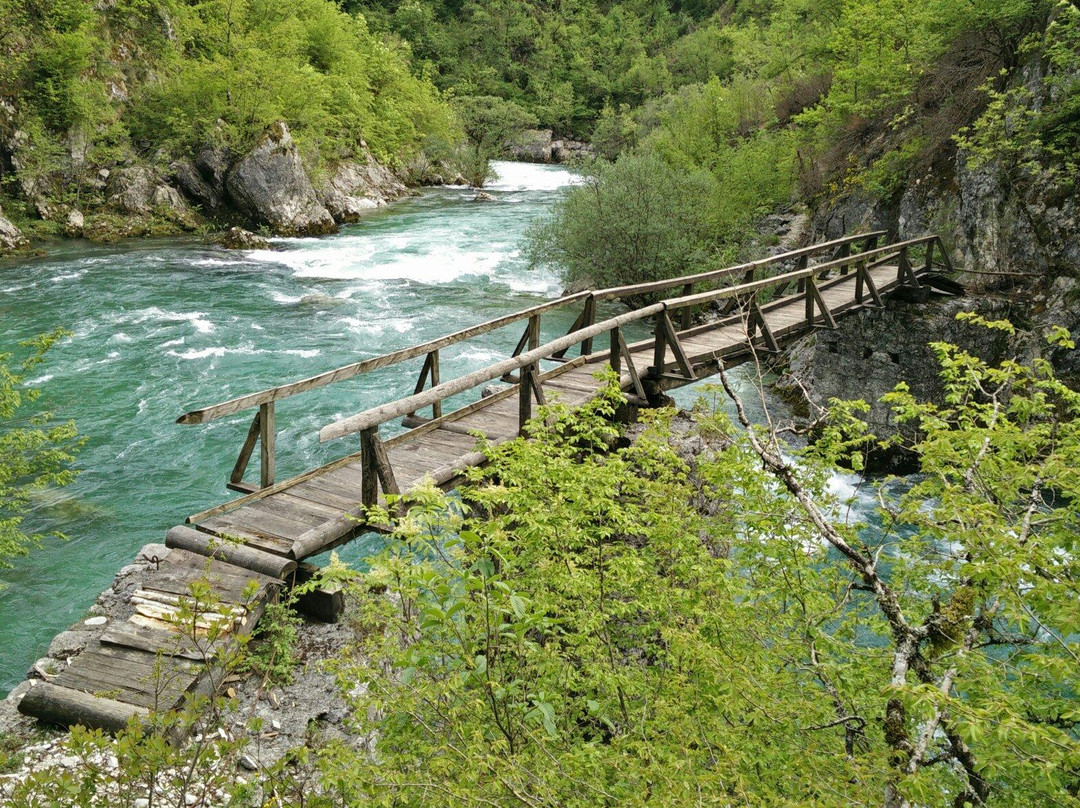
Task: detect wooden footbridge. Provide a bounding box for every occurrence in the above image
[18,231,955,731]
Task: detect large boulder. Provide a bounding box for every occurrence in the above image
[107,166,159,214]
[508,129,555,163]
[225,122,336,237]
[171,157,226,215]
[107,165,197,227]
[315,156,407,223]
[0,205,27,251]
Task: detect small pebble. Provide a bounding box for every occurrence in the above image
[270,719,281,731]
[238,754,258,772]
[83,616,107,627]
[134,799,150,808]
[59,755,79,768]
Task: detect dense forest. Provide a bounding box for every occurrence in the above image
[1,0,1076,252]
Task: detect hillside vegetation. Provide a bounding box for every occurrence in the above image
[0,0,457,236]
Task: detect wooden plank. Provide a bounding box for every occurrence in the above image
[100,623,225,662]
[276,479,356,512]
[245,495,327,529]
[208,505,311,542]
[196,515,296,556]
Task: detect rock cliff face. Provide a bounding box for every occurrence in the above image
[315,155,408,222]
[507,129,593,163]
[225,122,337,237]
[782,51,1080,450]
[778,297,1020,455]
[0,205,26,251]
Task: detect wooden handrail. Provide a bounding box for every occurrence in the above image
[319,302,668,441]
[178,230,887,425]
[590,230,886,301]
[317,234,941,442]
[177,292,590,424]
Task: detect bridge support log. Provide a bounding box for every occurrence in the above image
[166,525,297,578]
[19,681,149,734]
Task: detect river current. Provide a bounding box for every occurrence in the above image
[0,161,875,695]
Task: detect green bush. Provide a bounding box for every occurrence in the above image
[526,153,719,303]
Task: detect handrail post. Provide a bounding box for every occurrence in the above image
[863,233,880,252]
[519,363,535,434]
[609,326,622,376]
[680,283,693,330]
[429,350,442,419]
[580,295,597,356]
[652,310,667,377]
[259,402,275,488]
[923,238,935,273]
[528,314,540,351]
[805,277,815,325]
[360,427,378,507]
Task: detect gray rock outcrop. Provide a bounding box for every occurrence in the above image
[107,166,194,225]
[315,156,407,222]
[219,226,270,250]
[778,297,1020,461]
[508,129,555,162]
[0,205,27,251]
[225,122,336,237]
[508,128,593,164]
[171,154,228,216]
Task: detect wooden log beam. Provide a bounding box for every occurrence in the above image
[165,525,297,578]
[18,681,150,733]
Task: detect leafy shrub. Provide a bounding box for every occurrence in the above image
[526,153,719,303]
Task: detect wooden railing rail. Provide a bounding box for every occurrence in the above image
[591,230,885,302]
[182,231,944,495]
[318,234,943,447]
[549,230,886,360]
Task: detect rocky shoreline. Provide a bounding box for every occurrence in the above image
[0,121,595,257]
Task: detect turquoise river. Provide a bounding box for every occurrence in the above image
[0,161,864,695]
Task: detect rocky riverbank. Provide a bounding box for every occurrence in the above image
[0,118,412,253]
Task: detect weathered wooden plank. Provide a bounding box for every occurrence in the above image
[245,495,327,530]
[204,507,310,544]
[196,516,296,556]
[100,623,225,661]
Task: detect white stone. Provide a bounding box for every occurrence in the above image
[83,616,107,627]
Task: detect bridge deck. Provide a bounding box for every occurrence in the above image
[189,260,907,559]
